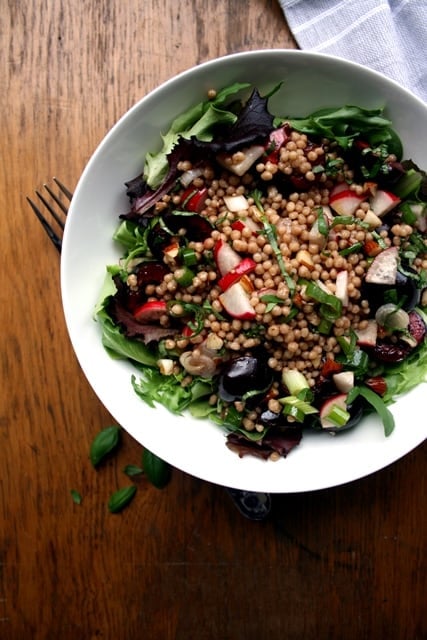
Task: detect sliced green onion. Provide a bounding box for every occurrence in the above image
[180,247,198,266]
[400,202,418,226]
[330,215,355,228]
[324,403,350,427]
[174,266,195,287]
[282,369,310,396]
[282,404,306,422]
[280,395,318,423]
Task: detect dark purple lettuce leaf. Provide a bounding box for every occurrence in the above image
[226,426,302,460]
[191,88,274,153]
[107,298,179,344]
[121,139,200,221]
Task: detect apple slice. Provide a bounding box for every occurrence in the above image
[365,246,398,284]
[218,257,257,291]
[217,145,265,176]
[354,319,378,347]
[362,209,383,229]
[335,270,349,306]
[134,300,168,323]
[329,189,365,216]
[223,194,249,212]
[332,371,354,393]
[219,281,256,319]
[213,239,242,276]
[369,189,400,217]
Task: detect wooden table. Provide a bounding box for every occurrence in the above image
[1,1,426,638]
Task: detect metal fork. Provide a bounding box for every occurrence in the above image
[26,178,272,520]
[26,177,72,252]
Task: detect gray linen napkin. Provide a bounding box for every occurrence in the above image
[279,0,427,103]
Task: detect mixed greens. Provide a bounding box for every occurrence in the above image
[96,83,427,461]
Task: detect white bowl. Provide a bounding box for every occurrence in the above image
[61,50,427,493]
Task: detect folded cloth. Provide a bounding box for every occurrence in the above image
[279,0,427,103]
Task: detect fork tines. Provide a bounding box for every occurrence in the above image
[27,177,72,253]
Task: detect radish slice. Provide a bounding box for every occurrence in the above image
[218,257,257,291]
[134,300,168,323]
[329,183,349,198]
[219,282,256,319]
[329,189,365,216]
[213,239,241,276]
[369,189,400,217]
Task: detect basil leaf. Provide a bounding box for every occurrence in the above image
[123,464,144,477]
[108,486,137,513]
[89,425,121,467]
[70,489,82,505]
[142,448,172,489]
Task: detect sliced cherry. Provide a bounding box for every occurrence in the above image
[135,261,168,288]
[408,310,427,344]
[164,211,213,241]
[147,223,174,259]
[370,340,411,363]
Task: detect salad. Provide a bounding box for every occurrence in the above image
[96,83,427,461]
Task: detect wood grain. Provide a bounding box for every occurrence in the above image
[0,1,425,639]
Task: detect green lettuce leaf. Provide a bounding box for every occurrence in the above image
[132,370,213,414]
[144,82,250,188]
[96,306,158,367]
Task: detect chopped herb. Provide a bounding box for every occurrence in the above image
[252,189,295,293]
[339,241,363,256]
